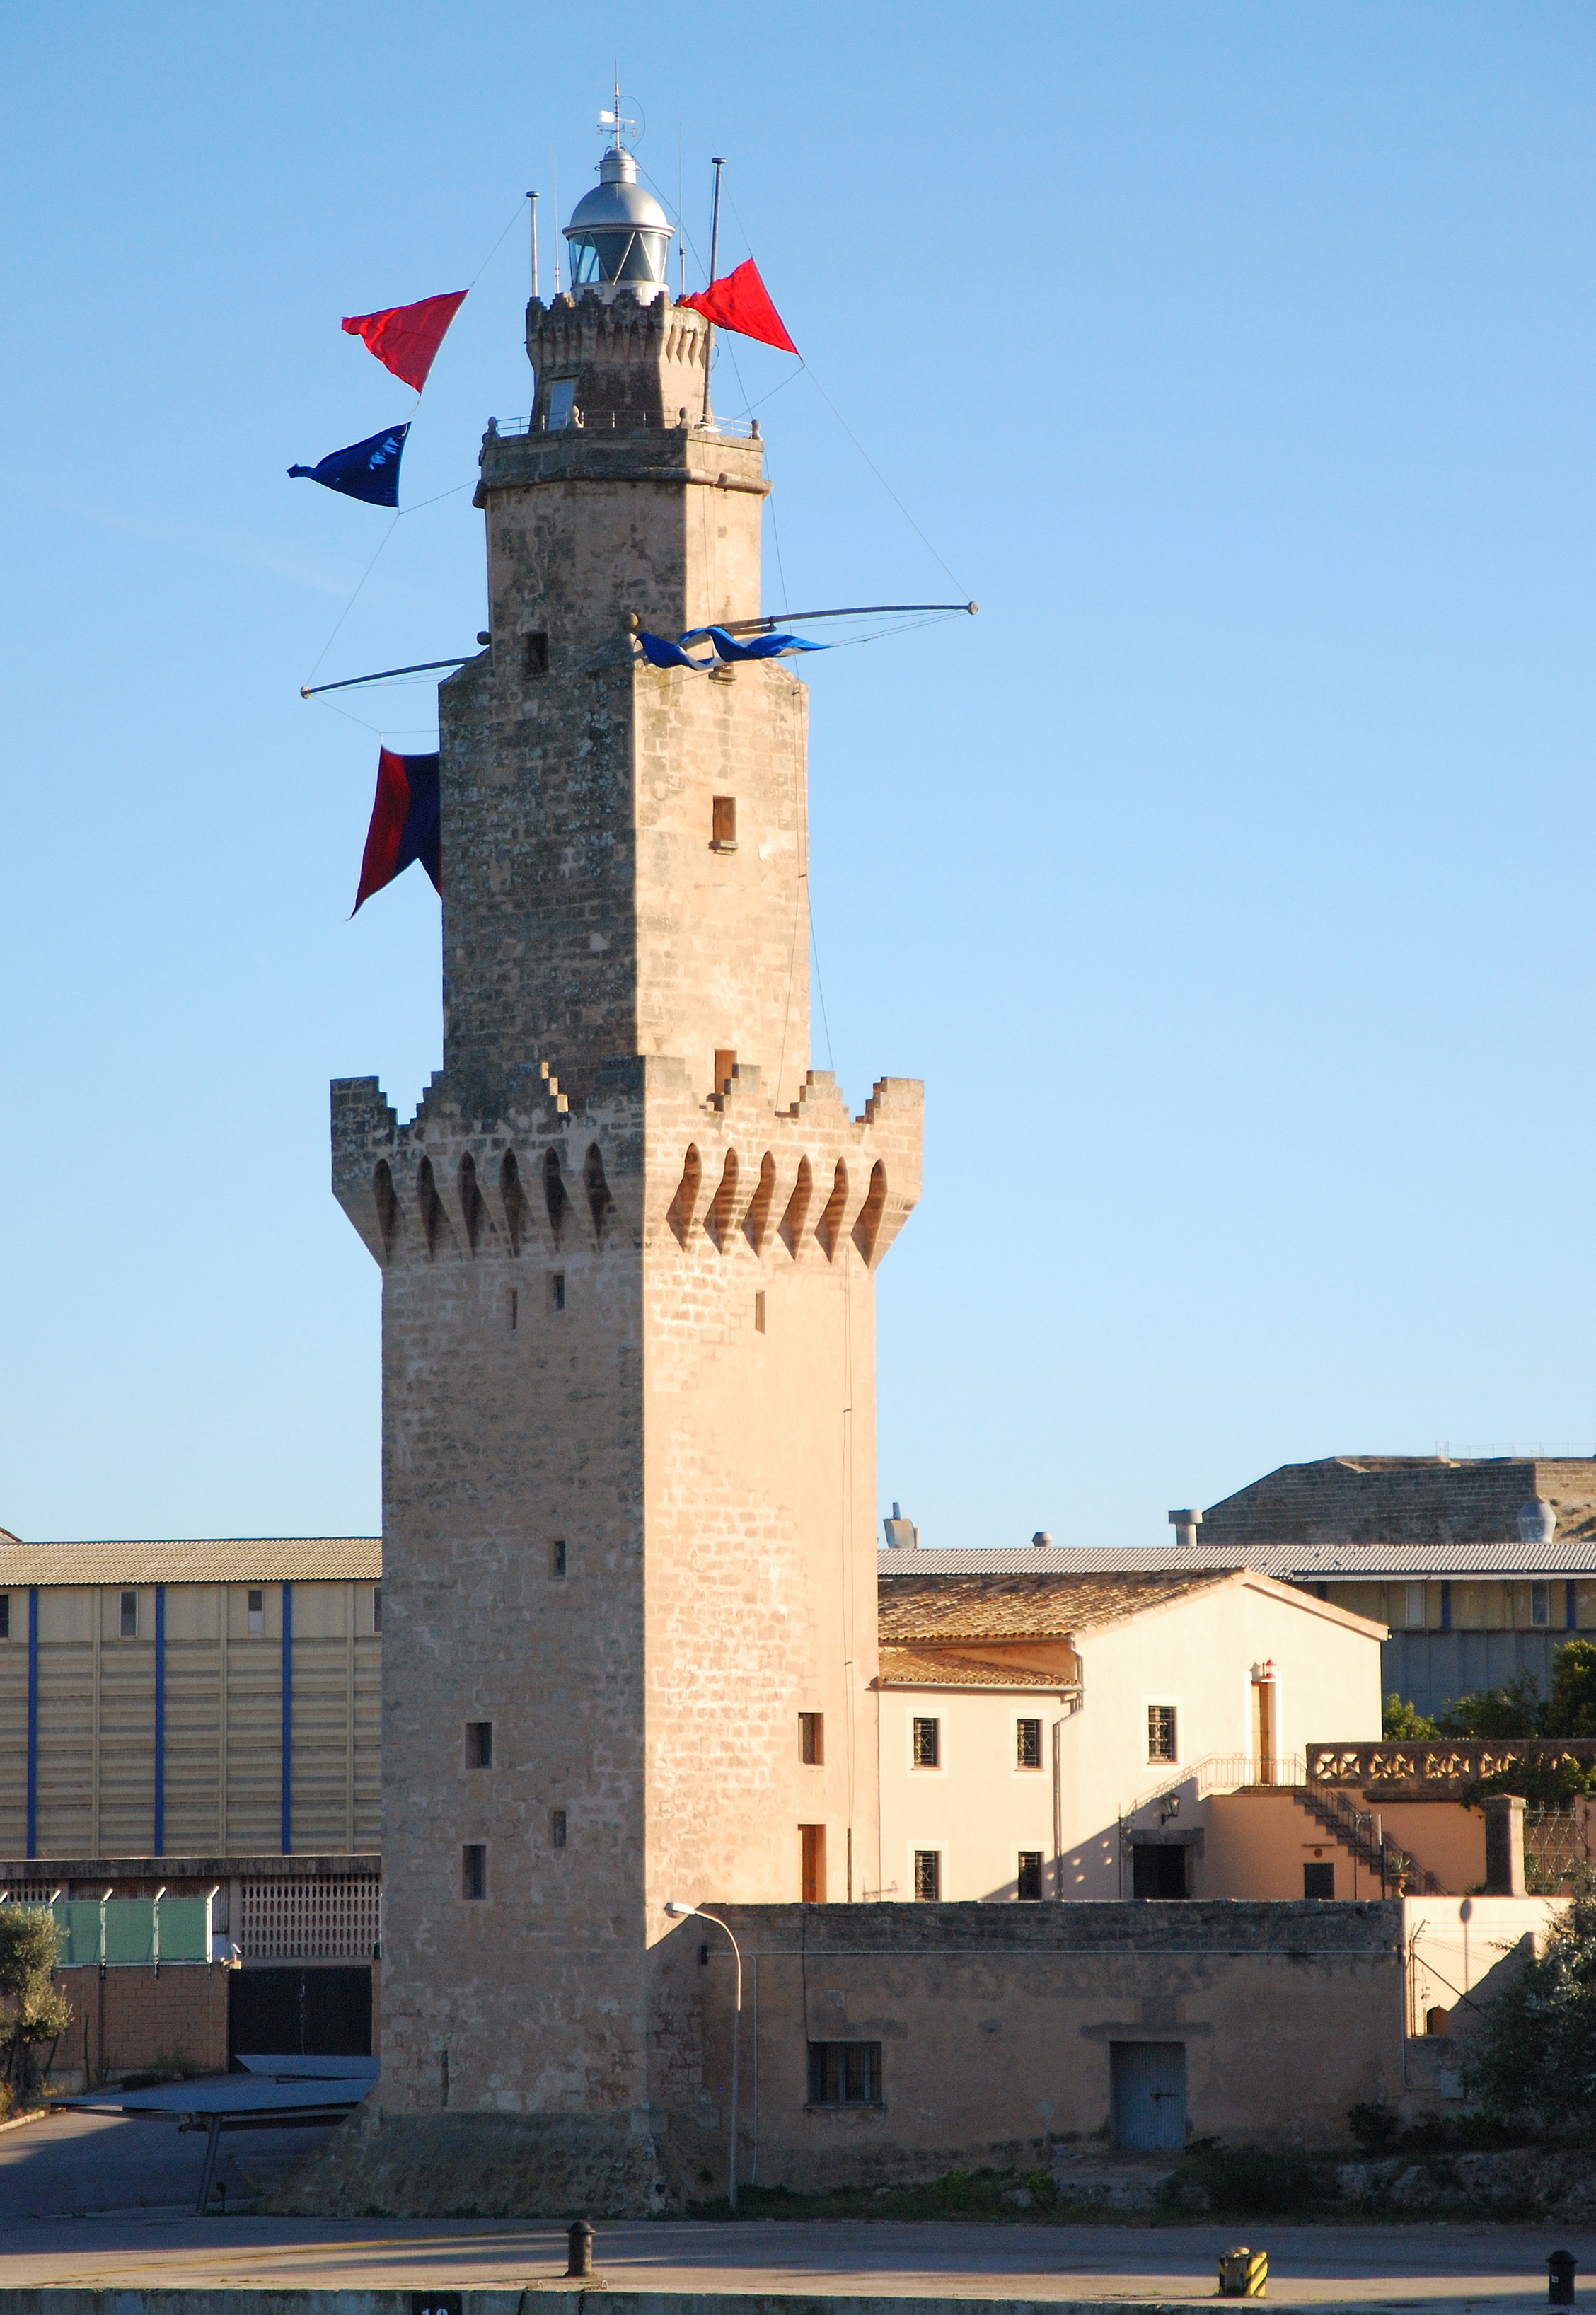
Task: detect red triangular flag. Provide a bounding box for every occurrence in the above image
[677,260,798,357]
[342,291,468,392]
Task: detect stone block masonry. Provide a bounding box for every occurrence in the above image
[326,270,923,2211]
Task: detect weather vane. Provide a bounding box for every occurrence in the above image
[597,80,637,153]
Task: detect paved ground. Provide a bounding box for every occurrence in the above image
[2,2111,1592,2305]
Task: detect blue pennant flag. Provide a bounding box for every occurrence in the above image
[637,625,829,669]
[288,423,409,509]
[681,626,827,661]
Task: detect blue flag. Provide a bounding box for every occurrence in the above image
[681,626,826,661]
[288,423,409,509]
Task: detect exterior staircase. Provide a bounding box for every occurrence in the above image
[1293,1784,1445,1894]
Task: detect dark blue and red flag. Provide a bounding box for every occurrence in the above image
[354,747,441,913]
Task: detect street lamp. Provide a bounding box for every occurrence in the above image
[664,1899,743,2212]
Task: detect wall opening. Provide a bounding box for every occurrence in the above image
[800,1823,827,1903]
[417,1157,444,1257]
[549,1272,566,1313]
[466,1721,493,1770]
[458,1153,487,1253]
[713,1046,737,1097]
[584,1143,615,1240]
[754,1289,766,1334]
[501,1151,528,1254]
[815,1160,848,1262]
[550,1808,567,1848]
[800,1712,824,1765]
[524,631,549,676]
[711,795,737,850]
[550,1539,567,1578]
[543,1148,569,1243]
[778,1156,812,1257]
[461,1845,487,1900]
[668,1145,702,1246]
[374,1160,399,1259]
[808,2041,881,2106]
[1017,1850,1043,1900]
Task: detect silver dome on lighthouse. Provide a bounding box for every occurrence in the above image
[565,115,671,296]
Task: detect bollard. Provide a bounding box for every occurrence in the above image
[566,2219,596,2279]
[1218,2246,1268,2299]
[1549,2252,1578,2306]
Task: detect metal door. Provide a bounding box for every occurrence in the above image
[229,1965,373,2058]
[1111,2039,1187,2149]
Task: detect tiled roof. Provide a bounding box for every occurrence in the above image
[879,1541,1596,1578]
[877,1567,1232,1643]
[0,1540,382,1586]
[877,1645,1078,1690]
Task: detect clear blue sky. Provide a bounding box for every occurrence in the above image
[4,5,1594,1546]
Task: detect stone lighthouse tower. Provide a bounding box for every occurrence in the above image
[329,126,923,2205]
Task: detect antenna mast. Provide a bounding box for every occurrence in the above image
[527,190,538,302]
[552,151,560,294]
[702,156,724,427]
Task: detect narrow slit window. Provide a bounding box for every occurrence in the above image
[1016,1718,1043,1770]
[713,1046,736,1097]
[0,1595,9,1641]
[524,631,549,676]
[120,1591,138,1639]
[913,1849,942,1902]
[462,1844,487,1900]
[550,1808,567,1848]
[372,1583,383,1633]
[247,1588,264,1638]
[1017,1850,1043,1900]
[711,795,737,850]
[912,1716,940,1770]
[800,1823,827,1903]
[550,1272,566,1312]
[754,1290,766,1334]
[550,1539,567,1578]
[467,1721,493,1769]
[510,1288,519,1334]
[799,1711,824,1765]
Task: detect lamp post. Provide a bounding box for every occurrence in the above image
[665,1899,742,2212]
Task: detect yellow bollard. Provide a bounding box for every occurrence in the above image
[1218,2246,1268,2298]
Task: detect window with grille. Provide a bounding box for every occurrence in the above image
[238,1877,381,1961]
[466,1721,493,1769]
[120,1591,138,1639]
[808,2040,882,2105]
[912,1717,940,1769]
[1147,1704,1177,1762]
[1017,1850,1044,1900]
[1016,1718,1042,1770]
[799,1712,824,1765]
[913,1849,941,1902]
[462,1845,487,1900]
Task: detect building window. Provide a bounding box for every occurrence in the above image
[466,1721,493,1769]
[1147,1704,1177,1763]
[1016,1718,1043,1770]
[550,1808,567,1848]
[1017,1850,1044,1900]
[550,1271,566,1312]
[0,1595,9,1640]
[913,1849,941,1902]
[1304,1861,1336,1899]
[1405,1583,1426,1629]
[711,795,738,851]
[461,1845,487,1900]
[1532,1583,1550,1628]
[755,1290,766,1334]
[247,1588,264,1637]
[800,1712,824,1765]
[807,2040,882,2106]
[524,630,549,676]
[120,1591,138,1639]
[713,1046,737,1096]
[372,1583,382,1633]
[550,1539,567,1578]
[912,1717,940,1770]
[801,1823,827,1903]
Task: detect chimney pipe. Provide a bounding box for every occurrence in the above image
[1169,1508,1203,1548]
[881,1502,918,1550]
